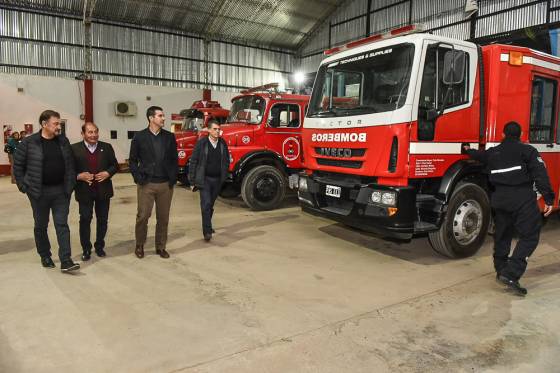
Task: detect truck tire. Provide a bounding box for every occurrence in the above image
[428,182,491,258]
[241,165,287,211]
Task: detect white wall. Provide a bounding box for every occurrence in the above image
[0,73,239,165]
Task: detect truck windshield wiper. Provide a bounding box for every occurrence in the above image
[310,109,338,117]
[342,105,377,114]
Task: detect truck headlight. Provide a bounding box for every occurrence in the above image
[381,192,396,206]
[369,190,397,206]
[298,177,308,192]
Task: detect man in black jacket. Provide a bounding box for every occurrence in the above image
[72,122,119,261]
[129,106,178,259]
[189,121,230,241]
[464,121,554,296]
[13,110,80,272]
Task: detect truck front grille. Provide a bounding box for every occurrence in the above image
[316,158,363,169]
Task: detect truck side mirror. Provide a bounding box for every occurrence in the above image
[443,50,466,85]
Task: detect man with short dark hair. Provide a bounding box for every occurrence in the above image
[464,121,554,296]
[13,110,80,272]
[189,121,230,241]
[72,122,119,261]
[129,106,178,259]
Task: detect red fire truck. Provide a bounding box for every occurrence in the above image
[217,84,309,210]
[298,25,560,258]
[175,100,229,185]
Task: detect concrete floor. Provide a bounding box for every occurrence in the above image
[1,174,559,373]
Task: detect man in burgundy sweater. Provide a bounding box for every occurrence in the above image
[72,122,119,261]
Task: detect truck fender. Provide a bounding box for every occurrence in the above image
[437,159,487,203]
[233,151,287,183]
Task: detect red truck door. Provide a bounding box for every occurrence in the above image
[528,74,560,208]
[264,102,304,169]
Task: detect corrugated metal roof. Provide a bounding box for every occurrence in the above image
[1,0,347,50]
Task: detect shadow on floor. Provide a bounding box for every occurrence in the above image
[319,223,491,266]
[218,191,300,210]
[76,232,185,268]
[0,238,36,255]
[524,260,560,279]
[171,214,300,254]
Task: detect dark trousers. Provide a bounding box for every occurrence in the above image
[200,176,221,235]
[28,184,72,261]
[493,198,542,281]
[79,197,110,253]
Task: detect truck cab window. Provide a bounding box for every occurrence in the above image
[530,76,556,143]
[419,45,469,111]
[268,104,300,128]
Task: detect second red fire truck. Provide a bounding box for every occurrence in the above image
[216,84,310,210]
[298,25,560,258]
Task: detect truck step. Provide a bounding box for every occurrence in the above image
[416,194,436,202]
[414,221,438,233]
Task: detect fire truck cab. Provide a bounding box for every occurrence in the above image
[298,26,560,258]
[219,84,309,210]
[175,100,229,185]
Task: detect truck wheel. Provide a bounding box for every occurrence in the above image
[428,182,490,258]
[241,165,287,211]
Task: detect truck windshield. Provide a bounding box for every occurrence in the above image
[227,95,266,124]
[308,43,414,117]
[181,109,205,131]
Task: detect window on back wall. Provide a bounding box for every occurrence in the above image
[529,76,556,143]
[127,131,137,140]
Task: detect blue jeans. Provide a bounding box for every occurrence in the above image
[200,176,221,235]
[28,185,72,261]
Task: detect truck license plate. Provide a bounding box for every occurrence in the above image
[325,185,341,198]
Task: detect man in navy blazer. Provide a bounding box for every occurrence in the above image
[72,122,119,261]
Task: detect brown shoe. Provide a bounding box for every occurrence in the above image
[156,249,170,259]
[135,245,144,259]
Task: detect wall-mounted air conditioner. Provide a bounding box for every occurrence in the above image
[115,101,137,116]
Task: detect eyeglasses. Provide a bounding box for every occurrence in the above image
[209,128,220,131]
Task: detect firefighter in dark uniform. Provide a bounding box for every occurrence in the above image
[464,121,554,296]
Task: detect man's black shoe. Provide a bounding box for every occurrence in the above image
[95,248,106,257]
[204,233,212,242]
[60,260,80,273]
[41,257,55,268]
[497,275,527,296]
[82,250,91,261]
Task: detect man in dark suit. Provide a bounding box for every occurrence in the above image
[129,106,178,259]
[189,121,230,241]
[72,122,119,261]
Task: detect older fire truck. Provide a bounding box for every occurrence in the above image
[175,100,229,185]
[298,25,560,258]
[217,84,309,210]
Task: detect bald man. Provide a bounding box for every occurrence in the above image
[72,122,118,261]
